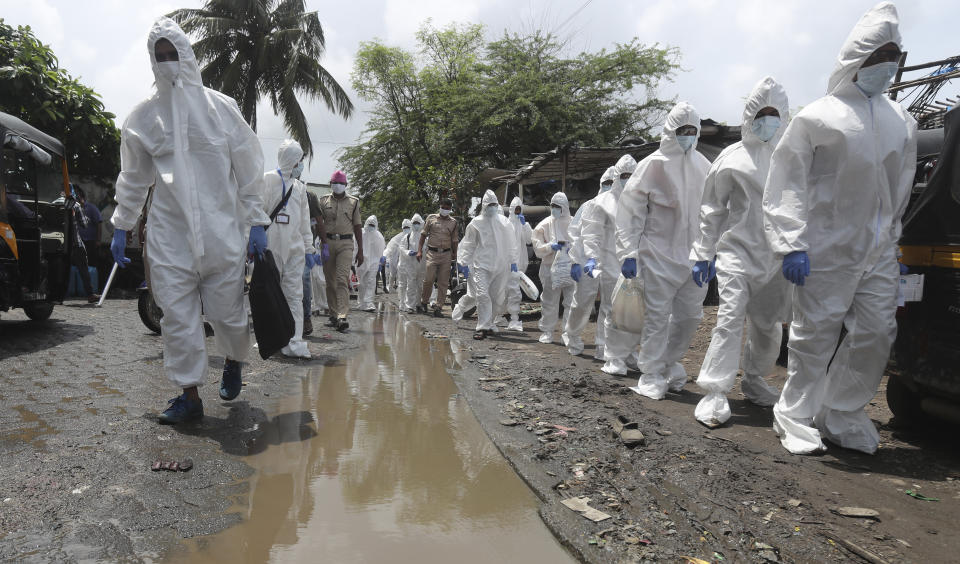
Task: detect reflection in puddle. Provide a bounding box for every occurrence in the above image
[176,311,572,563]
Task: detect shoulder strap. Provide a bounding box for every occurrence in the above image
[265,177,295,231]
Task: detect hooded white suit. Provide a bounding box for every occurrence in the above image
[692,77,792,426]
[263,139,316,359]
[582,155,638,362]
[457,190,520,331]
[398,214,426,312]
[615,102,712,398]
[505,196,534,330]
[358,215,386,311]
[763,2,917,454]
[532,192,575,343]
[563,167,617,355]
[111,17,270,388]
[383,219,410,290]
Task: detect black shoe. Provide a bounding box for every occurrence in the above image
[326,316,337,327]
[303,316,313,336]
[336,318,349,332]
[158,394,203,424]
[219,360,243,400]
[415,303,427,314]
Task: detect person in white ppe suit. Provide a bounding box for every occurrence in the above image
[616,102,712,399]
[262,139,317,359]
[109,17,271,423]
[457,190,520,339]
[398,214,426,312]
[532,192,575,344]
[763,2,916,455]
[383,220,409,291]
[564,167,616,356]
[504,197,533,331]
[582,154,638,363]
[357,215,386,311]
[691,77,791,427]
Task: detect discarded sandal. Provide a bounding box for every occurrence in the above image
[150,458,194,472]
[611,415,646,448]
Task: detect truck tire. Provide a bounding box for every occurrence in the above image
[138,290,163,334]
[23,302,54,321]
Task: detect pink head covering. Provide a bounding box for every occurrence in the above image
[330,170,347,184]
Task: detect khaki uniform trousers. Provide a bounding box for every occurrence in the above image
[421,248,452,307]
[323,238,354,319]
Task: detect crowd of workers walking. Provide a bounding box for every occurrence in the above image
[106,3,916,459]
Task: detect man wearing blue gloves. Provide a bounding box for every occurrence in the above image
[762,2,916,455]
[691,77,792,427]
[110,17,272,423]
[615,102,712,399]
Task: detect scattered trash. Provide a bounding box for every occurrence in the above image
[787,499,802,507]
[680,557,710,564]
[754,542,775,551]
[552,424,577,433]
[820,532,890,564]
[71,485,90,495]
[151,459,194,472]
[831,506,880,520]
[499,418,518,426]
[560,497,611,522]
[655,429,673,436]
[612,415,646,447]
[904,490,939,502]
[895,538,912,549]
[478,375,512,382]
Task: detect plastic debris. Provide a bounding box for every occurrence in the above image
[560,497,611,522]
[831,506,880,520]
[904,490,939,502]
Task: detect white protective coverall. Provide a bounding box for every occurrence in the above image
[398,214,426,312]
[383,219,410,290]
[263,140,316,359]
[582,154,638,362]
[111,17,271,388]
[692,77,792,426]
[763,2,917,454]
[563,167,616,356]
[532,192,575,344]
[615,102,712,398]
[457,190,520,332]
[357,215,386,311]
[505,196,534,331]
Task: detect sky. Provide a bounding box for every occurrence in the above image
[2,0,957,188]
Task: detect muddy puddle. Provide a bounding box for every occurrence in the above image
[174,311,574,563]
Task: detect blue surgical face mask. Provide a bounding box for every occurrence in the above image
[600,183,614,193]
[751,115,782,142]
[483,205,499,218]
[676,135,696,153]
[551,207,562,218]
[366,224,375,231]
[292,162,305,178]
[402,227,411,233]
[856,61,899,97]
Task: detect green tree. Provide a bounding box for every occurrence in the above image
[169,0,353,159]
[0,20,120,183]
[339,21,679,224]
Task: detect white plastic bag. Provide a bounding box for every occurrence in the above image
[550,249,575,290]
[518,271,540,300]
[610,275,645,333]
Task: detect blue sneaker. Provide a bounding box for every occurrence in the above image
[158,394,203,424]
[219,359,243,400]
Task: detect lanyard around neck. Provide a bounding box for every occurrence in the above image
[276,169,288,209]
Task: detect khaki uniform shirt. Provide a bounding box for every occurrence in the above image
[318,194,361,235]
[422,213,458,250]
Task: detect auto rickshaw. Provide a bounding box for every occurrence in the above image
[891,107,960,424]
[0,112,75,321]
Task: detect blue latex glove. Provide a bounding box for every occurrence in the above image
[782,251,810,286]
[320,243,330,265]
[305,253,317,269]
[692,259,717,287]
[550,242,564,251]
[571,263,582,282]
[621,258,637,279]
[518,214,526,225]
[583,258,597,278]
[511,263,518,272]
[899,262,909,274]
[380,256,386,266]
[459,264,470,278]
[408,250,417,256]
[248,225,267,258]
[111,229,130,268]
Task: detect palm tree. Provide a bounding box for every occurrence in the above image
[169,0,353,159]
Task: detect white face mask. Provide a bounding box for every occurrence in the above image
[402,227,411,233]
[483,205,499,218]
[751,115,782,142]
[292,162,305,179]
[676,135,696,153]
[331,183,346,195]
[412,223,422,231]
[550,207,563,218]
[439,208,452,216]
[155,61,179,84]
[599,182,614,193]
[856,61,899,97]
[366,225,375,231]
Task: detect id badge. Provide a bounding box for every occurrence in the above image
[276,212,290,225]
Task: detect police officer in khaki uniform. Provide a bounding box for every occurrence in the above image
[317,170,363,332]
[417,198,459,315]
